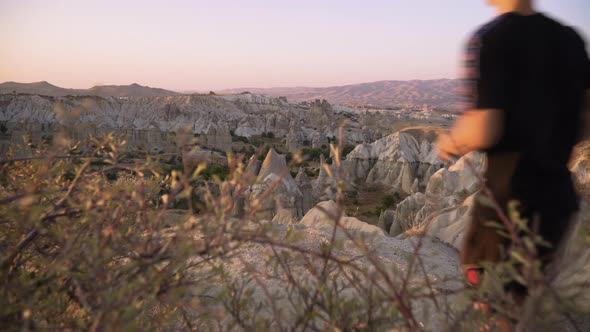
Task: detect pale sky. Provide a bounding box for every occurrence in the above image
[1,0,589,91]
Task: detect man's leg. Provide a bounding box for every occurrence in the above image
[461,152,521,284]
[461,193,507,290]
[459,152,522,332]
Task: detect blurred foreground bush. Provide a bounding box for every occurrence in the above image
[1,130,589,331]
[0,133,253,330]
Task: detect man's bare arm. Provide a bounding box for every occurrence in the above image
[436,109,504,162]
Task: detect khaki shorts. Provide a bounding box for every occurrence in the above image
[460,152,578,273]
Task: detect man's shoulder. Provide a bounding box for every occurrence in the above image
[469,14,513,43]
[468,13,581,49]
[532,15,587,54]
[466,14,515,52]
[536,14,585,43]
[561,25,587,50]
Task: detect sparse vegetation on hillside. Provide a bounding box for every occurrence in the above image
[300,147,330,162]
[380,193,405,210]
[232,135,249,143]
[342,144,356,158]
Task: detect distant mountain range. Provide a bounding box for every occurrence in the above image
[0,79,463,110]
[0,81,179,97]
[218,79,463,111]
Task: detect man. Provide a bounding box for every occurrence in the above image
[437,0,590,312]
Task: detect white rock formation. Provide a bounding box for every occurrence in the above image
[205,216,463,330]
[271,208,298,224]
[235,115,265,137]
[313,155,341,201]
[311,129,328,148]
[300,201,385,236]
[377,209,400,236]
[361,125,375,143]
[204,123,232,152]
[384,152,486,248]
[345,130,443,195]
[244,155,261,176]
[285,125,307,152]
[308,99,335,128]
[250,148,304,218]
[295,168,314,214]
[1,93,430,152]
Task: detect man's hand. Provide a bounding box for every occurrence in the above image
[436,133,460,163]
[436,109,504,163]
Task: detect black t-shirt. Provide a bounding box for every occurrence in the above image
[462,12,590,217]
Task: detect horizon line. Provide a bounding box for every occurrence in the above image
[1,78,461,93]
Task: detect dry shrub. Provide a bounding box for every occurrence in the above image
[0,127,589,331]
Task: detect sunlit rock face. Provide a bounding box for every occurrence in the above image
[380,152,486,248]
[235,151,316,221]
[249,148,304,219]
[1,91,461,160]
[345,130,443,195]
[0,93,404,152]
[212,204,464,330]
[378,142,590,250]
[300,200,385,236]
[0,94,242,150]
[0,93,272,131]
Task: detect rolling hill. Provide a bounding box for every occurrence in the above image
[0,81,179,97]
[1,79,463,110]
[219,79,463,111]
[0,81,80,96]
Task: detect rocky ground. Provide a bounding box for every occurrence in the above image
[188,123,588,329]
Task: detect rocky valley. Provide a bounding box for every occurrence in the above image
[1,88,589,330]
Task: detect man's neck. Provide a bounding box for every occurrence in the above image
[497,1,537,16]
